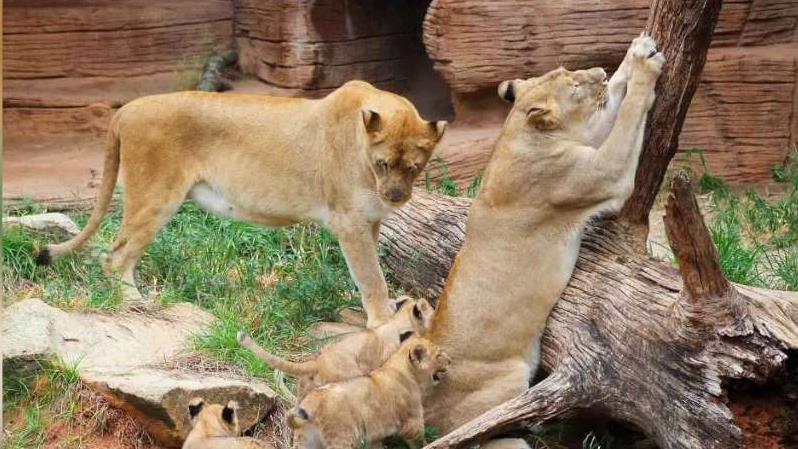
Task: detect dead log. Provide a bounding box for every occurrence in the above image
[381,186,798,449]
[378,0,798,447]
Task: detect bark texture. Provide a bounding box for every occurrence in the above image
[619,0,722,229]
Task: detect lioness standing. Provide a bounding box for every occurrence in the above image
[37,81,446,326]
[423,34,665,449]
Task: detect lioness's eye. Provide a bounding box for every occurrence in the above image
[408,164,419,174]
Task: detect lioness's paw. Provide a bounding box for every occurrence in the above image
[628,33,665,78]
[629,34,658,61]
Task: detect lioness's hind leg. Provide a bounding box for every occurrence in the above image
[109,179,191,307]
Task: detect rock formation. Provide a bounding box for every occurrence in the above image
[423,0,798,184]
[2,298,276,448]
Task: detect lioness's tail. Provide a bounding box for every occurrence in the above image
[237,331,317,377]
[36,113,122,265]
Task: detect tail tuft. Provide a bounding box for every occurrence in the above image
[36,248,53,266]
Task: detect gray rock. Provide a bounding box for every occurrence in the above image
[2,298,277,446]
[3,213,81,238]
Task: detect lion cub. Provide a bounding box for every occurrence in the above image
[182,397,271,449]
[289,337,450,449]
[238,297,434,394]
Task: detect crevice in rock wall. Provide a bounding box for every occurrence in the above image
[234,0,453,119]
[393,0,456,120]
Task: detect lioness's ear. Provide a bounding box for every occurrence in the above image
[362,109,382,134]
[498,80,516,103]
[526,101,560,131]
[429,120,447,141]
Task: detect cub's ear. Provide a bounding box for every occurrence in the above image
[188,397,204,419]
[412,304,423,320]
[399,330,414,343]
[362,109,382,134]
[429,120,447,141]
[221,400,238,425]
[526,101,560,131]
[417,298,434,314]
[391,296,409,313]
[498,80,516,103]
[409,342,428,365]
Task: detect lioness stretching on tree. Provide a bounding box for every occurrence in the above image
[423,34,665,448]
[36,80,446,327]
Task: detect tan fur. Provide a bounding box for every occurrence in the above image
[424,35,665,449]
[289,337,450,449]
[182,398,271,449]
[38,81,446,326]
[238,297,434,395]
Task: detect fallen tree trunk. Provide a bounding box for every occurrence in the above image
[377,0,798,447]
[381,186,798,448]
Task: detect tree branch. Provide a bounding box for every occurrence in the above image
[619,0,723,232]
[663,172,731,301]
[423,371,583,449]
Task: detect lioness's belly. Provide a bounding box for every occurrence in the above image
[189,182,316,228]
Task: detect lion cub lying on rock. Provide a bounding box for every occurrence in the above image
[238,297,434,394]
[289,337,450,449]
[183,397,271,449]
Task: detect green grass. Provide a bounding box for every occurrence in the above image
[424,157,483,198]
[2,202,359,385]
[695,148,798,290]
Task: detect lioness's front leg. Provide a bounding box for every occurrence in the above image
[331,218,392,327]
[553,34,665,209]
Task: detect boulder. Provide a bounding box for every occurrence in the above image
[2,299,277,448]
[3,213,81,238]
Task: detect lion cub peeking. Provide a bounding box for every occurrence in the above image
[36,81,446,327]
[289,337,450,449]
[238,297,434,395]
[182,397,271,449]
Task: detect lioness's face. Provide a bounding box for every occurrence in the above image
[498,67,608,131]
[363,110,447,206]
